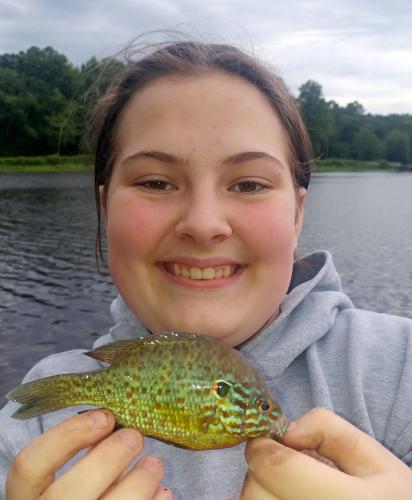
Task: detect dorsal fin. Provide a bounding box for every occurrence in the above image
[85,339,142,364]
[84,332,203,364]
[155,332,202,341]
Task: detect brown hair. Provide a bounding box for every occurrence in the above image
[89,40,313,264]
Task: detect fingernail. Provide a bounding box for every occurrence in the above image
[157,487,171,498]
[89,409,109,428]
[142,456,161,472]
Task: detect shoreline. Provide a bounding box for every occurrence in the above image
[0,164,93,174]
[0,155,93,174]
[0,156,398,174]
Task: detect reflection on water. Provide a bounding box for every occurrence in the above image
[0,173,115,397]
[301,172,412,318]
[0,171,411,397]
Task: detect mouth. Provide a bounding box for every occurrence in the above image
[268,414,290,441]
[161,262,241,281]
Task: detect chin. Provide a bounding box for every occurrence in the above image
[155,316,240,345]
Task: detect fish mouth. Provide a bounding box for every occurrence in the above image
[268,414,290,441]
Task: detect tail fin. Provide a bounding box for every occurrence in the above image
[6,373,84,419]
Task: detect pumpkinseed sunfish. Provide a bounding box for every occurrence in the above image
[6,332,289,450]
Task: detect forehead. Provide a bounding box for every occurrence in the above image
[114,72,290,163]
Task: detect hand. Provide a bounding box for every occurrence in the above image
[241,407,412,500]
[6,409,172,500]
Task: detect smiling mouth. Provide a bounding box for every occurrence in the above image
[162,262,240,280]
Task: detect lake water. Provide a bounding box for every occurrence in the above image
[1,171,411,398]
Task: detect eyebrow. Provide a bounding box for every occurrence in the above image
[223,151,286,170]
[121,150,286,170]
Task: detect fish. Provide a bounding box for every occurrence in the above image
[6,332,289,450]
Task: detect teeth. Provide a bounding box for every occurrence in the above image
[222,266,231,278]
[202,267,216,279]
[167,263,236,280]
[190,267,202,279]
[181,266,190,278]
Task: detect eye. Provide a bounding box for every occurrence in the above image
[257,399,272,412]
[229,181,267,193]
[213,380,231,398]
[137,179,176,191]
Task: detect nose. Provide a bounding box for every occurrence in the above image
[174,188,232,245]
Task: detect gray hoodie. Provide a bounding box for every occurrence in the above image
[1,250,411,499]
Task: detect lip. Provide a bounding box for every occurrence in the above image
[157,260,246,289]
[268,415,290,441]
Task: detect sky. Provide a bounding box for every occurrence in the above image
[1,0,411,115]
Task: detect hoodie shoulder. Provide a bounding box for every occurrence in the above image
[18,349,102,384]
[334,307,412,347]
[322,307,412,459]
[0,348,103,497]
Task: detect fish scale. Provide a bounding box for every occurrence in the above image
[6,333,289,450]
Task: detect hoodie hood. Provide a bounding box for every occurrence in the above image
[240,250,353,381]
[93,294,149,348]
[93,250,353,380]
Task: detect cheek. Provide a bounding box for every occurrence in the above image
[106,195,171,256]
[236,200,297,260]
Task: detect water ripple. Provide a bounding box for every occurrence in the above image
[1,171,411,397]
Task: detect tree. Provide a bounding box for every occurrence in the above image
[352,128,382,160]
[297,80,332,157]
[77,56,126,152]
[0,46,81,155]
[1,45,412,160]
[385,130,410,164]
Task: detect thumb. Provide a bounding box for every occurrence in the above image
[244,437,360,500]
[283,407,404,477]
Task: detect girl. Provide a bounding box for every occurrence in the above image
[1,41,411,500]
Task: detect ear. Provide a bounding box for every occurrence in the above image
[294,187,307,242]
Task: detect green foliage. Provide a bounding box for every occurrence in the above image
[316,158,391,171]
[0,155,92,172]
[0,46,411,166]
[0,46,125,157]
[296,83,412,164]
[297,80,333,157]
[0,154,91,166]
[385,130,410,163]
[352,128,382,160]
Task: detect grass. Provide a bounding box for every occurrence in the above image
[0,155,93,173]
[0,155,393,173]
[315,158,391,172]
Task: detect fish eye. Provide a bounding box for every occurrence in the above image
[257,399,272,412]
[213,380,231,398]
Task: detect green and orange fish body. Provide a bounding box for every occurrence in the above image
[6,333,289,450]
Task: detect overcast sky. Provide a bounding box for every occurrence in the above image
[1,0,411,114]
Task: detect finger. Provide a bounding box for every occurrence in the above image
[283,407,408,476]
[6,409,115,500]
[102,455,164,500]
[108,467,130,489]
[44,428,144,499]
[241,469,280,500]
[245,438,366,500]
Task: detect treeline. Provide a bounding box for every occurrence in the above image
[1,46,411,163]
[298,81,412,164]
[0,46,123,156]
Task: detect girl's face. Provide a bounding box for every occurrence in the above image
[102,72,306,346]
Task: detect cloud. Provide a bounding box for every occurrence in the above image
[0,0,411,114]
